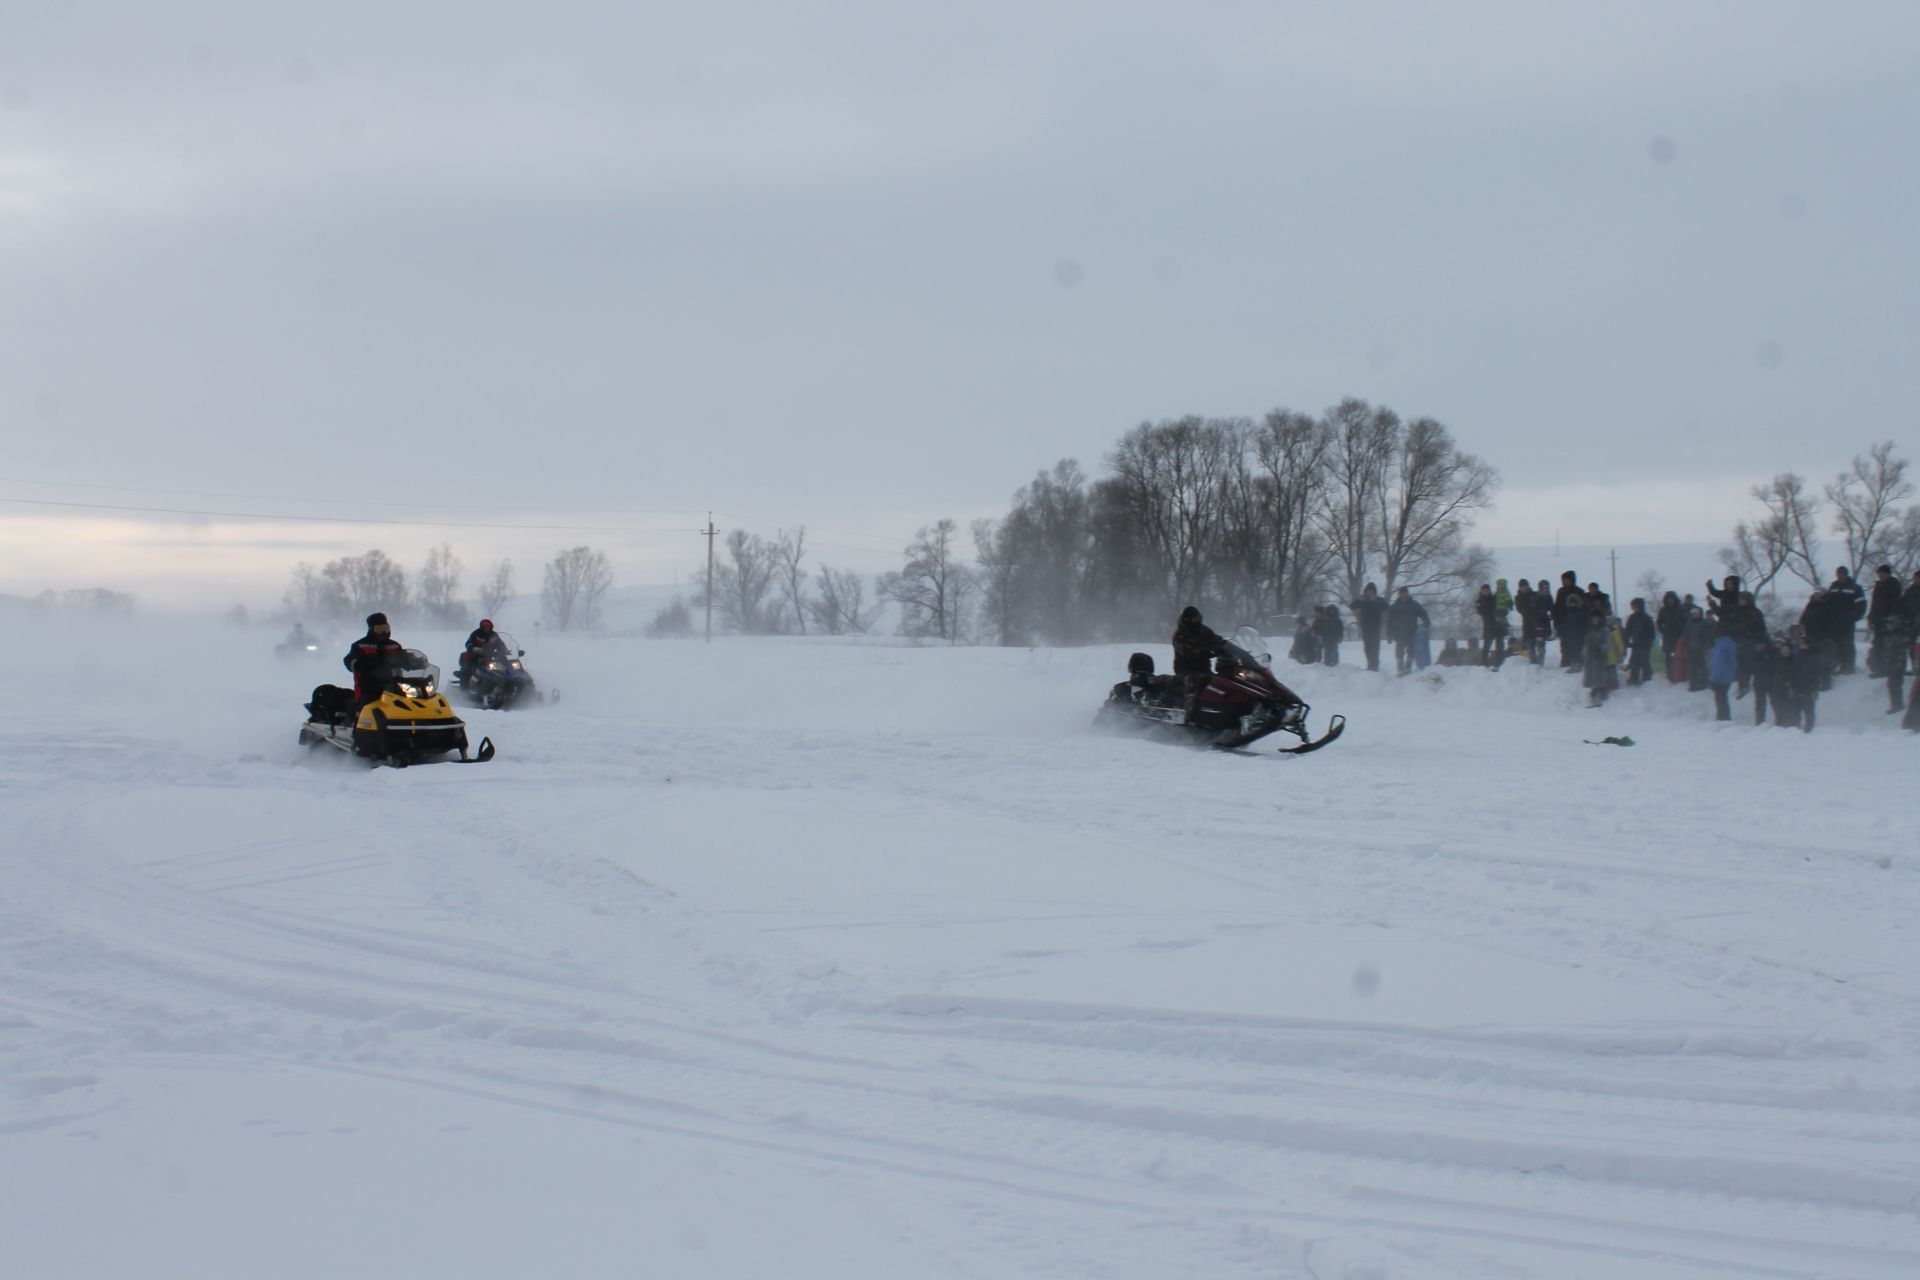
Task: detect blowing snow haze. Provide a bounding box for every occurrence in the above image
[2,1,1916,607]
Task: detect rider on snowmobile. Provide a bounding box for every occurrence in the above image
[343,612,404,704]
[285,621,314,649]
[458,619,498,686]
[1172,605,1231,722]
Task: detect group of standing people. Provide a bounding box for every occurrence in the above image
[1290,584,1435,677]
[1279,563,1920,733]
[1645,565,1920,730]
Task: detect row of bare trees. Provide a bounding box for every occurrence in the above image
[971,400,1499,644]
[657,528,880,638]
[281,544,612,631]
[1719,442,1920,593]
[665,398,1499,645]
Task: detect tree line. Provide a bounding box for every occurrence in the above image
[661,397,1500,644]
[281,544,612,631]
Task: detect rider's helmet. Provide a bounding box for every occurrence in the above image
[479,619,494,631]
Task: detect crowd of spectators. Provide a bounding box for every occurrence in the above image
[1286,566,1920,733]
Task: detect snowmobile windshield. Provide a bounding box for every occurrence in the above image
[1230,626,1273,668]
[383,649,441,698]
[481,634,524,667]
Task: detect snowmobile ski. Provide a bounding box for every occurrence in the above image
[1273,714,1344,754]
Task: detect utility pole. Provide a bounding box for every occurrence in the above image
[703,513,717,643]
[1609,547,1619,610]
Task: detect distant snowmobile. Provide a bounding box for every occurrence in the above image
[454,632,548,711]
[1096,626,1344,754]
[300,648,494,766]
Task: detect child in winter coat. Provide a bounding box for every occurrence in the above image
[1683,608,1714,693]
[1289,617,1320,666]
[1582,608,1620,706]
[1316,605,1344,667]
[1707,628,1739,721]
[1783,626,1822,732]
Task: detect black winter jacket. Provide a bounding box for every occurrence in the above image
[1172,619,1229,677]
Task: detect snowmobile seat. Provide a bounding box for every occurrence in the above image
[306,683,356,726]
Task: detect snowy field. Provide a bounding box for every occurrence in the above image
[3,620,1916,1280]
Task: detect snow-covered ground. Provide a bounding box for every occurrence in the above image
[3,621,1916,1279]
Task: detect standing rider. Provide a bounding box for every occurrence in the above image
[1172,605,1230,723]
[343,612,403,705]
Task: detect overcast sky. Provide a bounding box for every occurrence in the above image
[2,0,1915,606]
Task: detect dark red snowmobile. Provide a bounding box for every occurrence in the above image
[1096,626,1344,754]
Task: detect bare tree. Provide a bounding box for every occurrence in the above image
[1314,398,1401,600]
[809,564,873,635]
[1720,473,1824,591]
[542,546,613,631]
[1105,417,1239,614]
[1374,416,1500,595]
[1883,506,1920,581]
[773,527,809,635]
[1719,519,1790,593]
[1826,441,1913,575]
[283,561,348,622]
[645,597,695,638]
[972,516,1025,646]
[1634,568,1667,604]
[416,542,465,626]
[478,559,515,615]
[880,518,973,641]
[321,550,408,617]
[696,529,778,633]
[1250,409,1334,617]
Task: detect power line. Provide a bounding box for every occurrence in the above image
[0,474,708,517]
[0,494,703,534]
[0,477,918,548]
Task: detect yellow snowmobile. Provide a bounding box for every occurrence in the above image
[300,648,495,766]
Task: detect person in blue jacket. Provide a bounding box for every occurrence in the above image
[1707,625,1740,722]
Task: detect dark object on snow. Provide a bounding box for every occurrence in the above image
[1584,735,1636,747]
